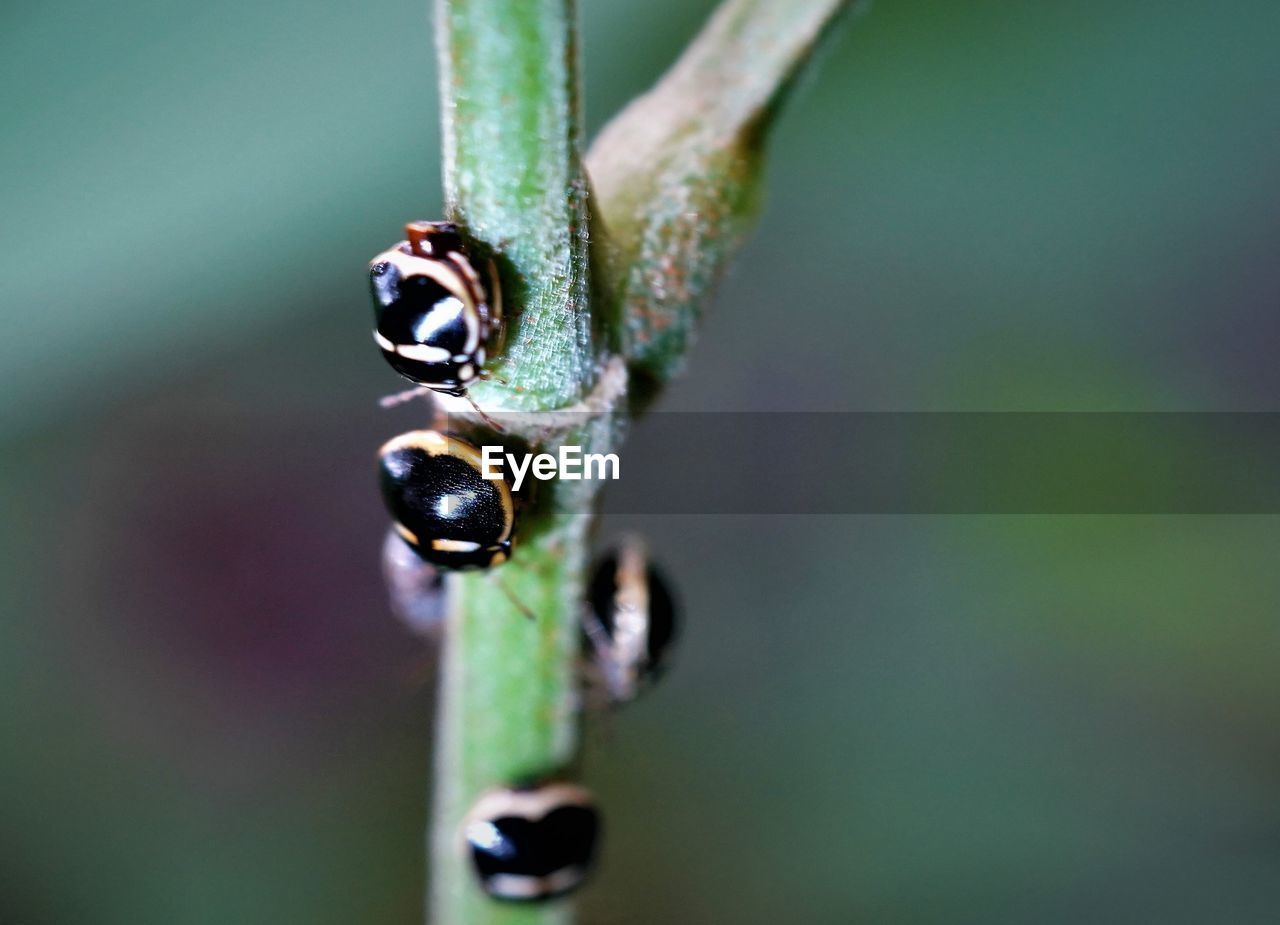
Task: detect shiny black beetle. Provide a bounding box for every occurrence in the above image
[369,221,502,395]
[464,782,601,903]
[377,430,514,570]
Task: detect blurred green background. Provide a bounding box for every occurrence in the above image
[4,0,1280,922]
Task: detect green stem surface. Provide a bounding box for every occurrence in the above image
[431,2,596,923]
[426,0,854,922]
[436,0,594,411]
[588,0,855,387]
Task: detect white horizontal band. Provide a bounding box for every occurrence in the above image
[484,867,586,900]
[431,538,482,553]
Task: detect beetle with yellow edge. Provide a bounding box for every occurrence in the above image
[368,221,502,395]
[377,430,515,570]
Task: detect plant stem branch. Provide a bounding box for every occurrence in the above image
[436,0,594,410]
[588,0,855,386]
[424,0,854,922]
[430,1,597,923]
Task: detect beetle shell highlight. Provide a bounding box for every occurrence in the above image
[369,221,502,395]
[377,430,514,570]
[464,783,600,903]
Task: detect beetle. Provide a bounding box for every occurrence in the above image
[463,782,600,903]
[368,221,502,395]
[377,430,514,570]
[582,536,678,703]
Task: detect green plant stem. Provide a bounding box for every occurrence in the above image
[430,526,586,925]
[436,0,595,411]
[589,0,856,387]
[425,0,853,922]
[429,1,597,924]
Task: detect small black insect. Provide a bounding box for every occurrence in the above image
[464,782,600,903]
[582,536,678,703]
[377,430,514,570]
[369,221,502,395]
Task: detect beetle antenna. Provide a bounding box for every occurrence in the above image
[494,576,536,621]
[380,387,447,430]
[464,393,505,433]
[379,385,432,409]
